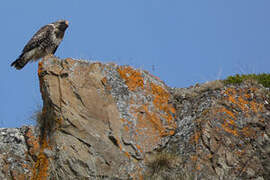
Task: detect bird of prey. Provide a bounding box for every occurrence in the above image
[11,20,69,70]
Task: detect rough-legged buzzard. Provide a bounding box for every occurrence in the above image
[11,20,69,70]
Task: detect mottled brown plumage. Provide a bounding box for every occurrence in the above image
[11,20,69,70]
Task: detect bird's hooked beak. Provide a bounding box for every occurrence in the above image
[65,20,69,26]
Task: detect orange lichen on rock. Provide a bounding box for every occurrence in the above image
[190,155,198,162]
[221,123,238,136]
[123,103,175,154]
[214,87,264,137]
[124,151,131,159]
[38,60,45,98]
[225,87,264,116]
[241,126,256,138]
[55,117,63,129]
[134,104,174,138]
[117,66,144,91]
[150,83,170,108]
[10,170,27,180]
[38,61,43,77]
[115,136,132,159]
[25,129,40,157]
[192,131,201,144]
[141,104,168,136]
[134,109,161,149]
[222,107,236,121]
[150,83,176,127]
[32,109,51,179]
[136,144,142,153]
[117,67,176,155]
[224,88,263,116]
[215,106,238,136]
[31,105,51,180]
[119,108,166,155]
[31,136,50,180]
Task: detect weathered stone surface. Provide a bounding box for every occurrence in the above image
[0,126,39,180]
[35,56,176,179]
[167,81,270,180]
[1,57,269,179]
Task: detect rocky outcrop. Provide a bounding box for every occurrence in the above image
[0,126,39,179]
[0,56,269,179]
[168,81,270,179]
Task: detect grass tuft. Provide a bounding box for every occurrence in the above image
[144,151,192,180]
[223,73,270,88]
[30,106,43,126]
[146,152,174,175]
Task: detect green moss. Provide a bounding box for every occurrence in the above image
[223,73,270,88]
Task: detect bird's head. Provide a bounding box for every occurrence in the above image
[53,20,69,32]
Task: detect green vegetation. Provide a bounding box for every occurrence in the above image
[223,73,270,88]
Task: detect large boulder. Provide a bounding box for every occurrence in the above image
[35,56,176,179]
[0,56,269,179]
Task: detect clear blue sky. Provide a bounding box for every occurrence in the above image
[1,0,270,127]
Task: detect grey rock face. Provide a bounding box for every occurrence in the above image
[1,57,269,180]
[0,126,38,179]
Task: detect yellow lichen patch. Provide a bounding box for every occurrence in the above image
[31,136,50,180]
[116,67,176,158]
[124,151,131,159]
[38,60,46,99]
[190,155,198,162]
[222,107,236,121]
[213,87,264,137]
[25,129,40,157]
[114,136,133,159]
[55,117,63,130]
[196,164,201,170]
[221,123,238,136]
[214,107,238,136]
[140,104,175,137]
[241,126,256,138]
[250,101,263,113]
[31,103,51,179]
[135,107,161,148]
[142,105,166,135]
[38,61,43,77]
[237,96,250,113]
[191,131,201,144]
[224,88,262,116]
[150,83,170,109]
[117,66,144,91]
[150,83,176,128]
[120,108,162,154]
[169,106,176,114]
[120,118,125,123]
[136,144,142,153]
[123,124,129,132]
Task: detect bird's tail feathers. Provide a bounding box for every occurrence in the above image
[11,57,28,70]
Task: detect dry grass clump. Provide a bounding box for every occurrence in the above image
[30,105,43,127]
[144,151,193,180]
